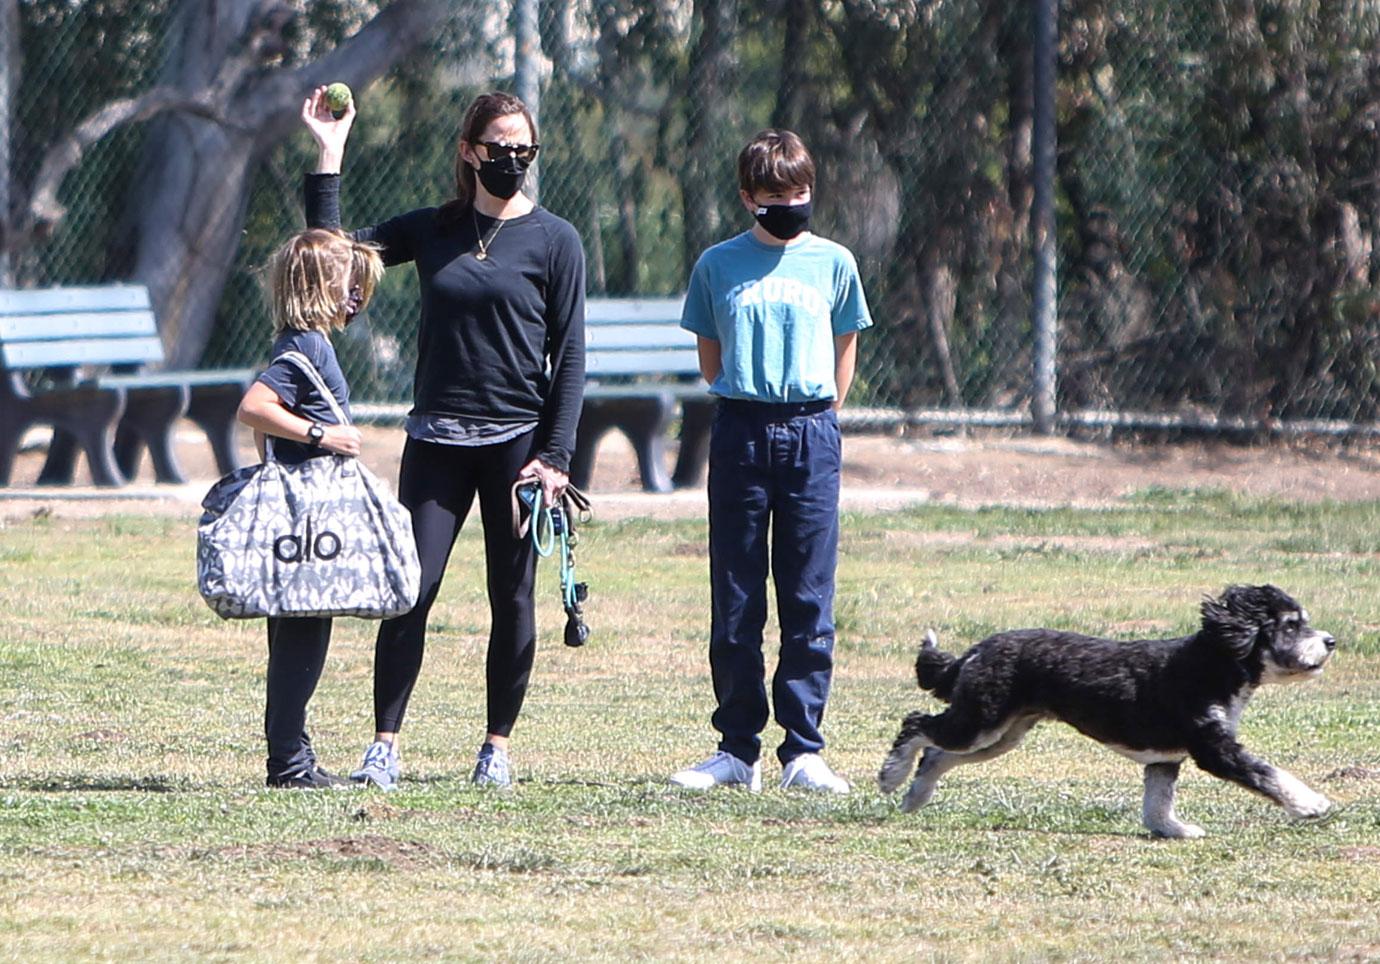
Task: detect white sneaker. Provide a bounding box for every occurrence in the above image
[349,740,400,791]
[669,751,762,792]
[780,753,851,794]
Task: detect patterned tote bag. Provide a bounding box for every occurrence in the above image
[196,351,421,619]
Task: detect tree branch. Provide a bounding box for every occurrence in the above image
[0,2,291,256]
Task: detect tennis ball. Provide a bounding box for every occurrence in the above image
[324,82,353,118]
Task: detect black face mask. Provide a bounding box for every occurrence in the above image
[754,200,813,240]
[342,286,363,325]
[476,155,528,200]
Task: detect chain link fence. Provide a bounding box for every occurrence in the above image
[8,0,1380,430]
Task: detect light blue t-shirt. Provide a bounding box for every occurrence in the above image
[680,231,873,402]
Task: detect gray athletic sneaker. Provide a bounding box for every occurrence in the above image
[350,740,400,791]
[471,742,513,789]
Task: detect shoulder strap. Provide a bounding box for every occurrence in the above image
[261,349,350,462]
[273,349,351,426]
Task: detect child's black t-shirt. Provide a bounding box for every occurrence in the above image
[255,329,350,465]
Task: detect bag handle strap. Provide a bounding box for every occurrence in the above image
[274,350,351,426]
[262,349,350,461]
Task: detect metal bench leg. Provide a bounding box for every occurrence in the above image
[671,398,715,488]
[117,385,189,484]
[570,409,608,492]
[36,429,80,484]
[51,423,124,487]
[83,424,126,487]
[35,389,127,487]
[186,385,247,476]
[0,409,31,487]
[620,396,676,493]
[575,396,676,492]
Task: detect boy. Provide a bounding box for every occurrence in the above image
[670,129,872,793]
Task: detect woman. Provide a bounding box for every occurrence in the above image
[300,87,586,790]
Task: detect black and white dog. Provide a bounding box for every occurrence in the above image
[878,585,1336,837]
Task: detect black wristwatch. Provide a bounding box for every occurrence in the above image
[305,422,325,447]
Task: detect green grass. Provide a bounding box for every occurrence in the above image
[1,490,1379,960]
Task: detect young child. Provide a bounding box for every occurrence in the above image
[670,129,872,794]
[236,228,384,788]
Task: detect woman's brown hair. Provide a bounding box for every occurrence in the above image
[264,229,384,335]
[438,91,537,222]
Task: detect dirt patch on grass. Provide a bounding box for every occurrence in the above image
[217,834,438,869]
[351,799,404,823]
[1326,765,1380,781]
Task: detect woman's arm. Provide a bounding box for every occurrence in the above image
[524,222,587,499]
[299,88,414,264]
[302,86,353,175]
[237,381,362,456]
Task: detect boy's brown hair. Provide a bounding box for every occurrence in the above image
[264,229,384,335]
[737,129,816,197]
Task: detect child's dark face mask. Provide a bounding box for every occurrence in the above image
[342,286,364,323]
[754,199,813,240]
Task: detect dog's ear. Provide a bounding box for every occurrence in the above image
[1201,586,1267,659]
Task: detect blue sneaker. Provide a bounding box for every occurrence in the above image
[471,743,513,789]
[350,740,400,791]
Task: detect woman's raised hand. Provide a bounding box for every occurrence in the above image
[301,86,355,174]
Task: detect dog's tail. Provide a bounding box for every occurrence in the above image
[915,629,961,701]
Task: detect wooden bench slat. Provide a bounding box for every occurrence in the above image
[586,323,697,350]
[584,297,685,324]
[1,283,255,487]
[0,286,151,315]
[102,369,255,390]
[584,383,708,400]
[585,349,702,376]
[2,336,166,369]
[0,309,158,342]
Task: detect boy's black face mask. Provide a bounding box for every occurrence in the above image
[477,156,528,200]
[754,200,813,240]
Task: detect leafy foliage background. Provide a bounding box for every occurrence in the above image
[10,0,1380,420]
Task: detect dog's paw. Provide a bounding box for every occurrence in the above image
[1286,791,1332,820]
[899,776,937,813]
[877,757,909,794]
[1148,820,1207,840]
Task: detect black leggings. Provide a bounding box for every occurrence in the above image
[265,615,332,779]
[373,434,538,736]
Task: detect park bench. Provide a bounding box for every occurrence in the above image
[571,296,713,493]
[0,285,255,487]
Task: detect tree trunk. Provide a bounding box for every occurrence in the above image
[921,249,962,406]
[0,0,17,286]
[771,0,810,131]
[108,0,446,368]
[513,0,541,201]
[682,0,738,279]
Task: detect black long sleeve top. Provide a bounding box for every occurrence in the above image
[305,173,586,471]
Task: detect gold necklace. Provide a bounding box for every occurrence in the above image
[472,209,508,261]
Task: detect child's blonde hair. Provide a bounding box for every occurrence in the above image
[265,228,384,334]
